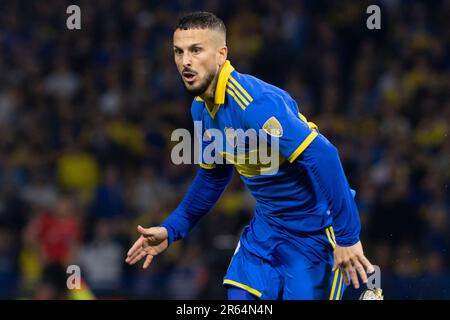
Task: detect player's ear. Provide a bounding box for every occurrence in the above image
[217,46,228,65]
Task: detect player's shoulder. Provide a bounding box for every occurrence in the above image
[232,72,292,105]
[233,71,294,114]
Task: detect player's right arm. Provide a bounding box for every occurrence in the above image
[160,164,233,244]
[161,99,235,245]
[126,100,233,268]
[126,164,233,268]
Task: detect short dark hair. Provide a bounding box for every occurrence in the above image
[175,11,226,35]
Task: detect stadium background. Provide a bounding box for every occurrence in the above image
[0,0,448,299]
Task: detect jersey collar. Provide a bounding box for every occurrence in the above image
[195,60,235,119]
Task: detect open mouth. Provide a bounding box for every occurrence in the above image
[183,71,197,83]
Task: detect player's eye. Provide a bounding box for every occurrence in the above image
[174,49,183,56]
[192,47,202,54]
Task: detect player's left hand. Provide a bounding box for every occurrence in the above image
[332,241,375,289]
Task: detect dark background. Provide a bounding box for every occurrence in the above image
[0,0,448,299]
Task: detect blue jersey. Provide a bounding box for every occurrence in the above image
[191,60,339,255]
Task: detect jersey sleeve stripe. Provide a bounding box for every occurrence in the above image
[226,89,246,110]
[227,82,250,106]
[287,130,318,163]
[229,75,253,102]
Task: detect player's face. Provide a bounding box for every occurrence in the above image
[173,28,223,96]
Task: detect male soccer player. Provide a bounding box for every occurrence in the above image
[125,11,374,300]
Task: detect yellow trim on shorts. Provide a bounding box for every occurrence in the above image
[336,271,343,300]
[329,269,340,300]
[223,279,262,298]
[199,162,216,170]
[325,227,336,249]
[329,226,337,245]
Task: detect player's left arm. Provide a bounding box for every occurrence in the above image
[297,134,374,289]
[245,92,374,289]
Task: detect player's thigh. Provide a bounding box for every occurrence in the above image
[281,253,331,299]
[227,286,259,300]
[224,242,282,300]
[277,233,338,300]
[282,258,346,299]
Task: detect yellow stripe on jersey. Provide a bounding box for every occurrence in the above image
[223,279,262,298]
[227,82,250,106]
[226,89,246,111]
[221,147,285,177]
[298,113,307,122]
[298,112,319,130]
[229,75,253,102]
[287,130,318,163]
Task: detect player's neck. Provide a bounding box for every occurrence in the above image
[201,93,214,108]
[200,70,220,108]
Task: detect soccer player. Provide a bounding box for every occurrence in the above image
[125,11,374,300]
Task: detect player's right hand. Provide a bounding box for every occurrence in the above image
[125,225,169,269]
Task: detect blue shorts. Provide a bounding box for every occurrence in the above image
[223,226,346,300]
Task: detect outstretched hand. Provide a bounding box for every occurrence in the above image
[125,225,169,269]
[332,241,375,289]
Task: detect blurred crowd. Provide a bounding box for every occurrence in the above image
[0,0,448,299]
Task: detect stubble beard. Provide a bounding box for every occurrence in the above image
[183,71,216,97]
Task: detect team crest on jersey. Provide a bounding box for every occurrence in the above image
[262,116,283,137]
[224,127,238,148]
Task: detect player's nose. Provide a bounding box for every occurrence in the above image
[182,52,192,67]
